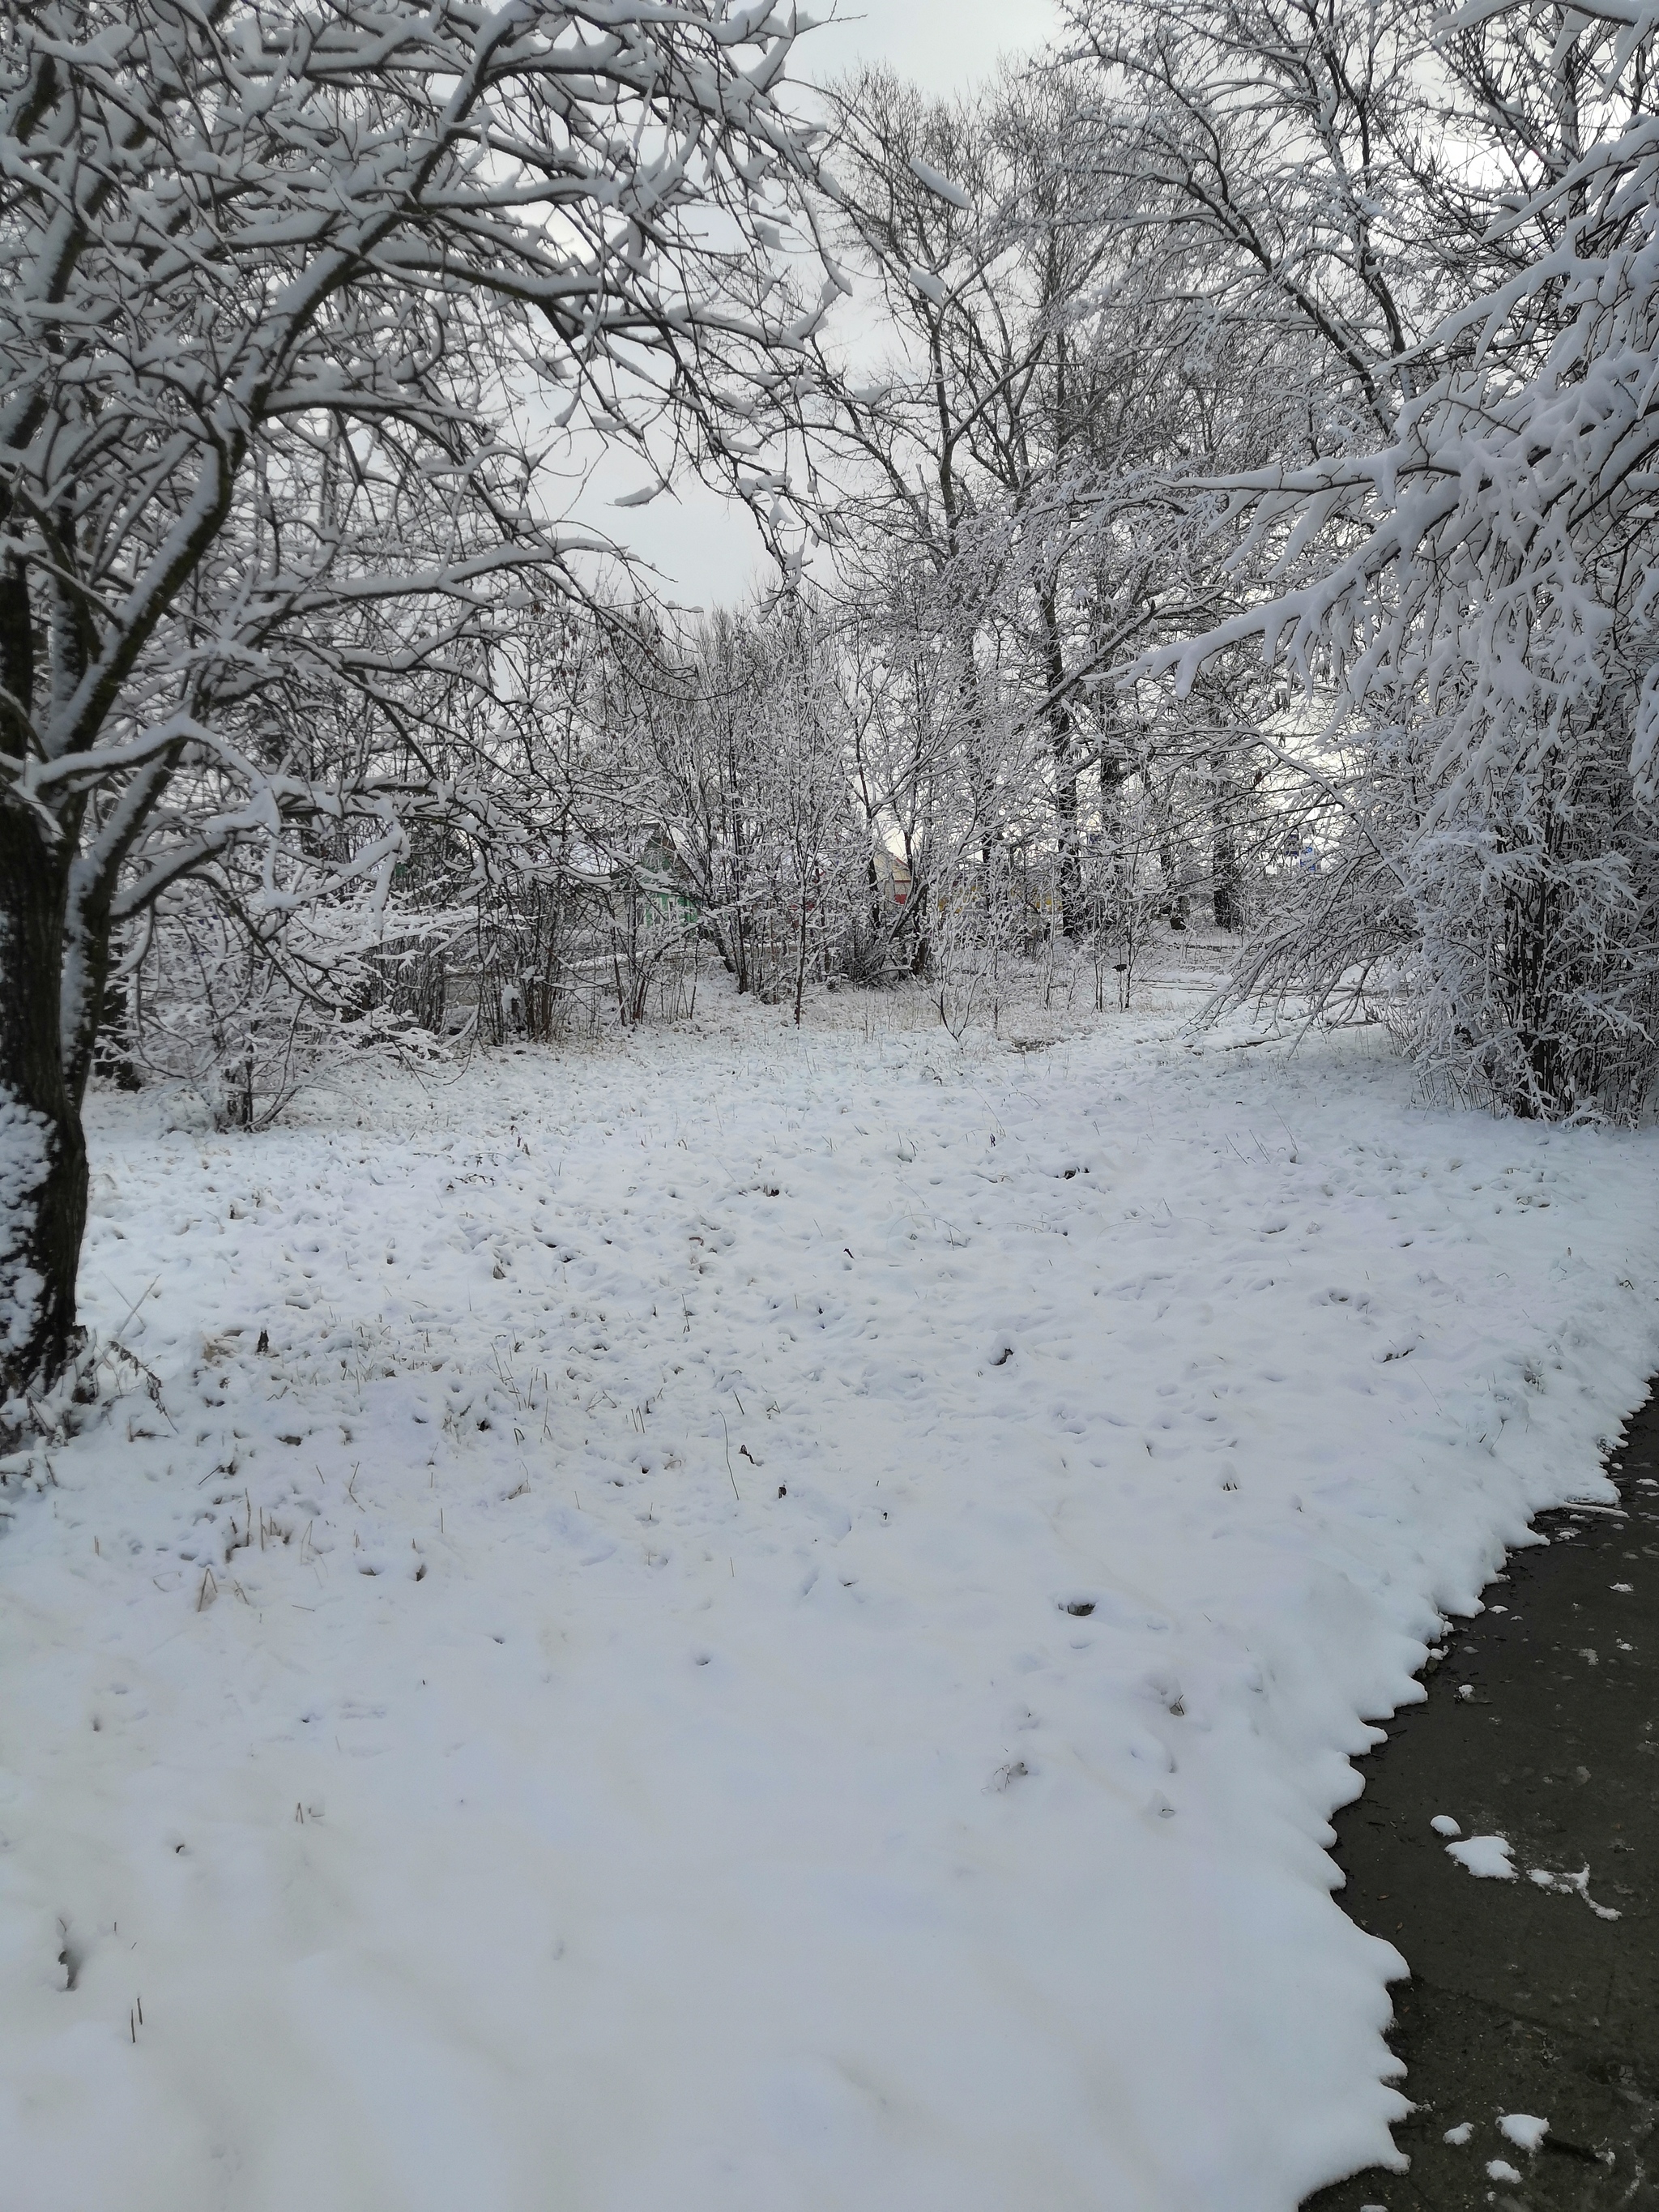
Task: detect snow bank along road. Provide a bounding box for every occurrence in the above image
[2,1011,1657,2212]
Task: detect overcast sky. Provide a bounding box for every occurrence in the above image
[561,0,1060,608]
[806,0,1060,102]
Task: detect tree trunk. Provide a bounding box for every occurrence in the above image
[793,877,809,1027]
[909,880,932,979]
[1055,756,1082,938]
[1210,754,1243,931]
[1158,834,1189,929]
[93,977,142,1091]
[0,805,88,1416]
[1041,592,1083,937]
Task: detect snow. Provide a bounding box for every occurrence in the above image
[1487,2159,1525,2183]
[3,997,1657,2211]
[0,1087,51,1364]
[1444,2121,1473,2145]
[1498,2112,1549,2152]
[1429,1814,1461,1837]
[1525,1863,1621,1919]
[1445,1834,1517,1880]
[907,156,971,208]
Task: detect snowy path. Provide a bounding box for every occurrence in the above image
[3,1010,1657,2212]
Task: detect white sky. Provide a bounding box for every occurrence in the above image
[558,0,1060,608]
[804,0,1060,104]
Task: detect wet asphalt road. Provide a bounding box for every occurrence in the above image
[1304,1401,1659,2210]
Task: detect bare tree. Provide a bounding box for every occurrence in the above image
[1078,0,1659,1115]
[0,0,838,1418]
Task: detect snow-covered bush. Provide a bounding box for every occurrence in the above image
[133,880,451,1131]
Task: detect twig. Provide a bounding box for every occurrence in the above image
[719,1413,740,1501]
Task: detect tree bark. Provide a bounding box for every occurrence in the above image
[0,803,88,1415]
[1158,834,1189,929]
[1041,591,1084,938]
[793,874,809,1027]
[1210,754,1243,931]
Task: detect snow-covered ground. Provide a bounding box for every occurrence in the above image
[4,984,1657,2212]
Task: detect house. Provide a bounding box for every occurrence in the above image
[873,843,912,909]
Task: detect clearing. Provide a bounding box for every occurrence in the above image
[2,987,1656,2212]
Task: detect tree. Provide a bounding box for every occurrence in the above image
[817,60,1303,964]
[1076,0,1659,1114]
[0,0,838,1423]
